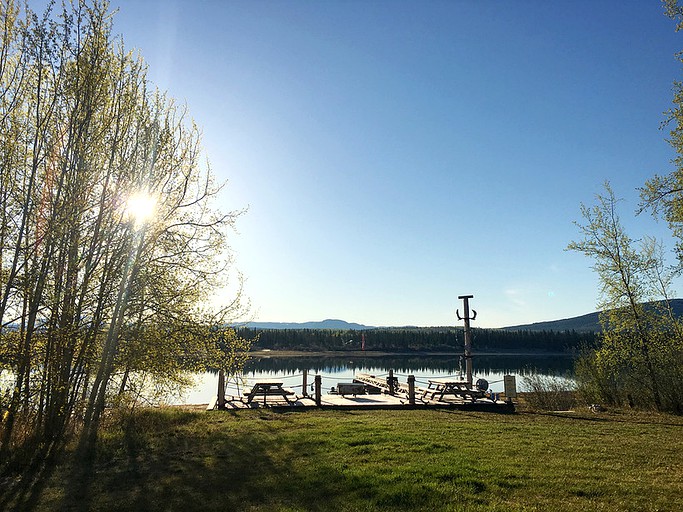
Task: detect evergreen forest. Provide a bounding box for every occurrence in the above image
[236,327,596,353]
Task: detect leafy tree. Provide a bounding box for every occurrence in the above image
[566,3,683,414]
[0,0,249,463]
[641,1,683,257]
[568,183,683,411]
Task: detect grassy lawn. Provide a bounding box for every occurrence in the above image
[8,406,683,511]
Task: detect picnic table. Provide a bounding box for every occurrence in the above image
[243,380,296,406]
[422,379,485,402]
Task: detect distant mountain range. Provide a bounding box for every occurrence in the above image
[245,319,371,330]
[244,316,602,332]
[244,299,683,333]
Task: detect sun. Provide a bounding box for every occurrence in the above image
[125,191,156,227]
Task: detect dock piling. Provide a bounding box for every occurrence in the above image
[314,374,322,406]
[302,369,308,397]
[217,369,226,409]
[388,369,395,396]
[408,375,415,404]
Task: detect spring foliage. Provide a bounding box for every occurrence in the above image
[0,0,249,460]
[568,1,683,413]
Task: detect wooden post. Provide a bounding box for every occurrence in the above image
[388,369,395,396]
[314,374,322,406]
[217,369,226,409]
[302,369,308,397]
[408,375,415,405]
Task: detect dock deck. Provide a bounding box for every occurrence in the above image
[209,372,514,413]
[209,393,513,412]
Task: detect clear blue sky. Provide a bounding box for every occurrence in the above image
[104,0,681,328]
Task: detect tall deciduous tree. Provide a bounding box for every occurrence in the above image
[567,2,683,414]
[0,0,249,463]
[568,183,671,410]
[642,1,683,259]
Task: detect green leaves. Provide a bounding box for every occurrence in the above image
[0,0,248,458]
[568,183,683,411]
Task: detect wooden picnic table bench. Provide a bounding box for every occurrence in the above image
[243,381,296,406]
[422,379,485,402]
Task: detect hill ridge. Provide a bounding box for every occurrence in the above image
[244,299,683,333]
[245,319,371,330]
[502,298,683,332]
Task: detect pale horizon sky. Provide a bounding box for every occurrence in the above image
[97,0,683,328]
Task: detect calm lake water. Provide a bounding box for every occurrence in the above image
[177,353,576,405]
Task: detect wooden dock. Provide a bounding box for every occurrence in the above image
[209,372,515,413]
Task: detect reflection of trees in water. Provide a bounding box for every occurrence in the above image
[244,354,575,377]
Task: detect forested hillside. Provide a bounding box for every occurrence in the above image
[503,299,683,332]
[238,301,683,353]
[236,326,596,353]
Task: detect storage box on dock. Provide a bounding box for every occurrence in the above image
[336,382,366,396]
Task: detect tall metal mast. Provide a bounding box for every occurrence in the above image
[456,294,476,387]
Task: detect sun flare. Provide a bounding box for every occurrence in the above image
[126,192,156,227]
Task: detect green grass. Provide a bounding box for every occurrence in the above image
[7,407,683,511]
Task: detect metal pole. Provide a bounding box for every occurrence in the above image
[457,295,476,388]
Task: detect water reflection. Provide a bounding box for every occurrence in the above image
[245,354,574,376]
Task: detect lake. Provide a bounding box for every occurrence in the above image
[177,352,576,405]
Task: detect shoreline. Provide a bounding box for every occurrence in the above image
[246,349,575,358]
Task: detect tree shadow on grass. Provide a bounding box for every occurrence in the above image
[0,442,59,512]
[58,410,359,512]
[61,409,203,512]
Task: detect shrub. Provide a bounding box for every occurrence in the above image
[522,374,576,411]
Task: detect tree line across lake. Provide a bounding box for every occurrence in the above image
[235,326,597,353]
